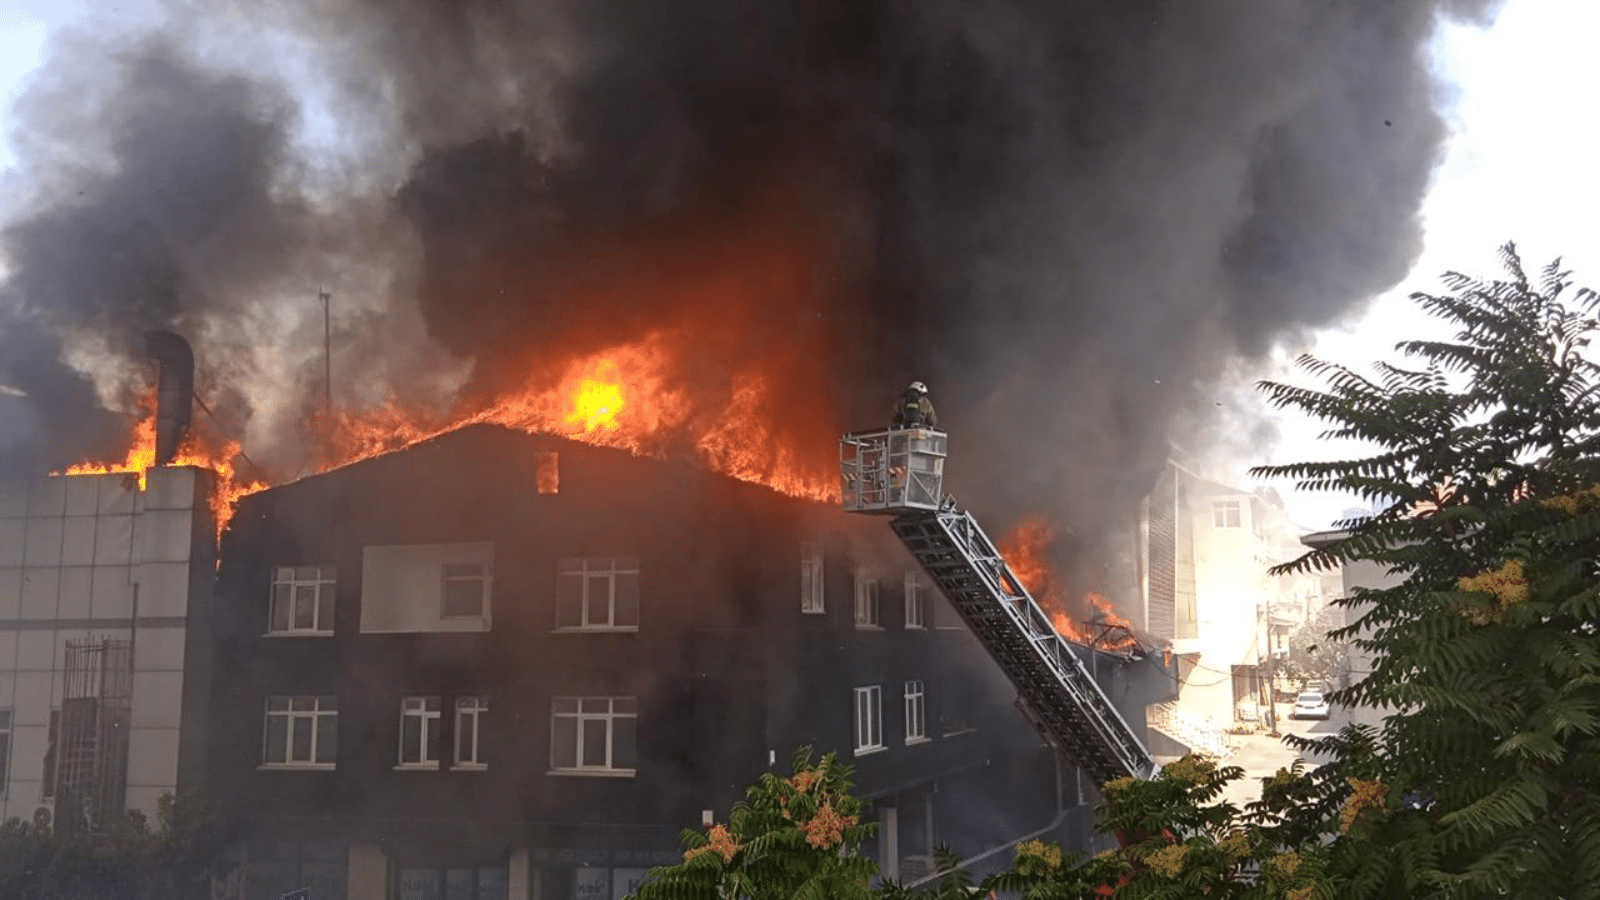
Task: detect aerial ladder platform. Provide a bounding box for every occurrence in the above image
[840,427,1157,785]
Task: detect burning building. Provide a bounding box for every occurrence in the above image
[198,424,1172,899]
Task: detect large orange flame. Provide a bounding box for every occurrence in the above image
[998,513,1136,650]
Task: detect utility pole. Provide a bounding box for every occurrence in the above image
[320,289,332,418]
[1258,604,1279,735]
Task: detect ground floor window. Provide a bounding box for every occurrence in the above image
[396,865,508,900]
[244,840,346,900]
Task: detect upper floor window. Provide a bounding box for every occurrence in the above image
[268,566,336,635]
[904,573,926,629]
[556,557,641,630]
[800,543,825,614]
[263,696,337,768]
[456,697,488,769]
[550,697,637,775]
[361,543,493,634]
[398,696,441,768]
[442,563,490,619]
[1212,500,1242,528]
[854,570,880,629]
[536,451,560,494]
[904,680,927,743]
[853,685,884,755]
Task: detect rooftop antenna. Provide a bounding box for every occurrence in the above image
[320,288,332,419]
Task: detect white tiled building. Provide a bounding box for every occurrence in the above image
[0,466,212,829]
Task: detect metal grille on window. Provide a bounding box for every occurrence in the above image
[53,638,132,835]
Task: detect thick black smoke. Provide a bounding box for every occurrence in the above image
[0,1,1499,566]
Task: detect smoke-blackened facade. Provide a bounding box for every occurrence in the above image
[202,425,1170,899]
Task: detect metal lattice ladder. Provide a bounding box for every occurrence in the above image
[841,428,1156,784]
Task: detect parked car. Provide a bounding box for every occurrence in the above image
[1292,691,1330,720]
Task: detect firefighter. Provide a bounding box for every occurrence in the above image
[892,380,939,430]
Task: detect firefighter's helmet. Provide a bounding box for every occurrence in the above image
[908,380,928,394]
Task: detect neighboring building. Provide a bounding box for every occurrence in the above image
[202,424,1173,900]
[0,467,216,831]
[1301,527,1397,731]
[1138,461,1332,735]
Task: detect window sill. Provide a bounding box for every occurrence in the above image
[852,745,887,757]
[800,608,826,616]
[904,624,926,631]
[904,736,931,746]
[453,763,489,772]
[939,728,977,739]
[854,624,884,631]
[257,763,336,771]
[547,768,636,778]
[393,764,441,772]
[262,631,334,639]
[552,626,640,634]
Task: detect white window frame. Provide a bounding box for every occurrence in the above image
[800,543,825,614]
[267,566,337,635]
[262,696,337,769]
[854,570,881,629]
[904,572,926,629]
[853,685,884,755]
[550,697,638,776]
[441,561,491,619]
[1212,499,1242,528]
[455,697,488,769]
[555,557,641,631]
[397,696,442,768]
[904,680,927,744]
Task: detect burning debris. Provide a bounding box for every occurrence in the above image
[998,514,1138,650]
[2,1,1503,576]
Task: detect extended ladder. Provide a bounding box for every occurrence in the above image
[841,429,1157,784]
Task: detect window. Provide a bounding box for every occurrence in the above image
[854,570,880,628]
[397,865,509,900]
[550,697,637,774]
[556,558,641,630]
[536,451,560,494]
[268,566,336,634]
[456,697,488,768]
[800,543,825,614]
[904,573,926,629]
[442,562,490,618]
[904,680,927,743]
[263,696,337,767]
[0,709,10,796]
[398,697,442,767]
[1212,500,1242,528]
[853,686,884,754]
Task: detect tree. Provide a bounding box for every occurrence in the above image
[1277,603,1349,688]
[0,792,218,900]
[1254,244,1600,898]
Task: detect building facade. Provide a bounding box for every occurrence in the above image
[0,467,215,830]
[203,425,1171,900]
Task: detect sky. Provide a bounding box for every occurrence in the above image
[0,0,1596,531]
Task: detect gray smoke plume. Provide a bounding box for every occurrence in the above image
[0,0,1499,585]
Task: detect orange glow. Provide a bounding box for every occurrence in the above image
[999,514,1136,650]
[565,361,626,433]
[57,389,268,542]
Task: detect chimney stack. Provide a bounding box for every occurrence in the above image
[144,330,194,466]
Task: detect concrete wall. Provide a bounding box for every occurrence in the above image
[0,467,208,825]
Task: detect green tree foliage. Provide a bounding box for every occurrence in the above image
[0,792,216,900]
[630,747,878,900]
[1252,243,1600,899]
[1278,603,1349,687]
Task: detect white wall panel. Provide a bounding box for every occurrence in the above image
[126,725,180,786]
[361,542,494,634]
[92,515,133,565]
[133,625,186,672]
[0,569,21,618]
[22,518,62,567]
[19,569,58,619]
[0,480,26,518]
[57,568,92,620]
[26,479,64,518]
[60,517,97,566]
[10,673,51,723]
[63,477,98,516]
[135,562,191,618]
[0,521,24,566]
[90,566,134,619]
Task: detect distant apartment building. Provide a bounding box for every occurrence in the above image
[1301,526,1396,731]
[1137,461,1333,735]
[0,467,215,831]
[201,424,1173,900]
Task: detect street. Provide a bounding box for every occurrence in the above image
[1214,702,1353,810]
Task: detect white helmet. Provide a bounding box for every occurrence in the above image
[908,380,928,394]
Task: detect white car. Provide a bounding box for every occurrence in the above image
[1292,691,1330,720]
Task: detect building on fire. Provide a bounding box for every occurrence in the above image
[200,423,1175,900]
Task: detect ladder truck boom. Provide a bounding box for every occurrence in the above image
[840,427,1157,785]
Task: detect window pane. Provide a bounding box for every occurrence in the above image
[294,566,321,581]
[315,712,337,764]
[267,697,289,712]
[581,719,608,767]
[583,574,610,626]
[401,714,421,764]
[290,697,314,712]
[615,572,640,627]
[398,869,442,900]
[269,584,291,631]
[553,698,579,715]
[551,716,577,768]
[455,711,477,763]
[319,696,338,712]
[317,589,335,631]
[445,869,473,900]
[442,579,484,618]
[612,716,638,770]
[291,717,312,762]
[425,714,442,763]
[477,867,509,900]
[444,563,485,578]
[294,585,317,628]
[264,714,286,764]
[556,574,583,627]
[612,697,637,715]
